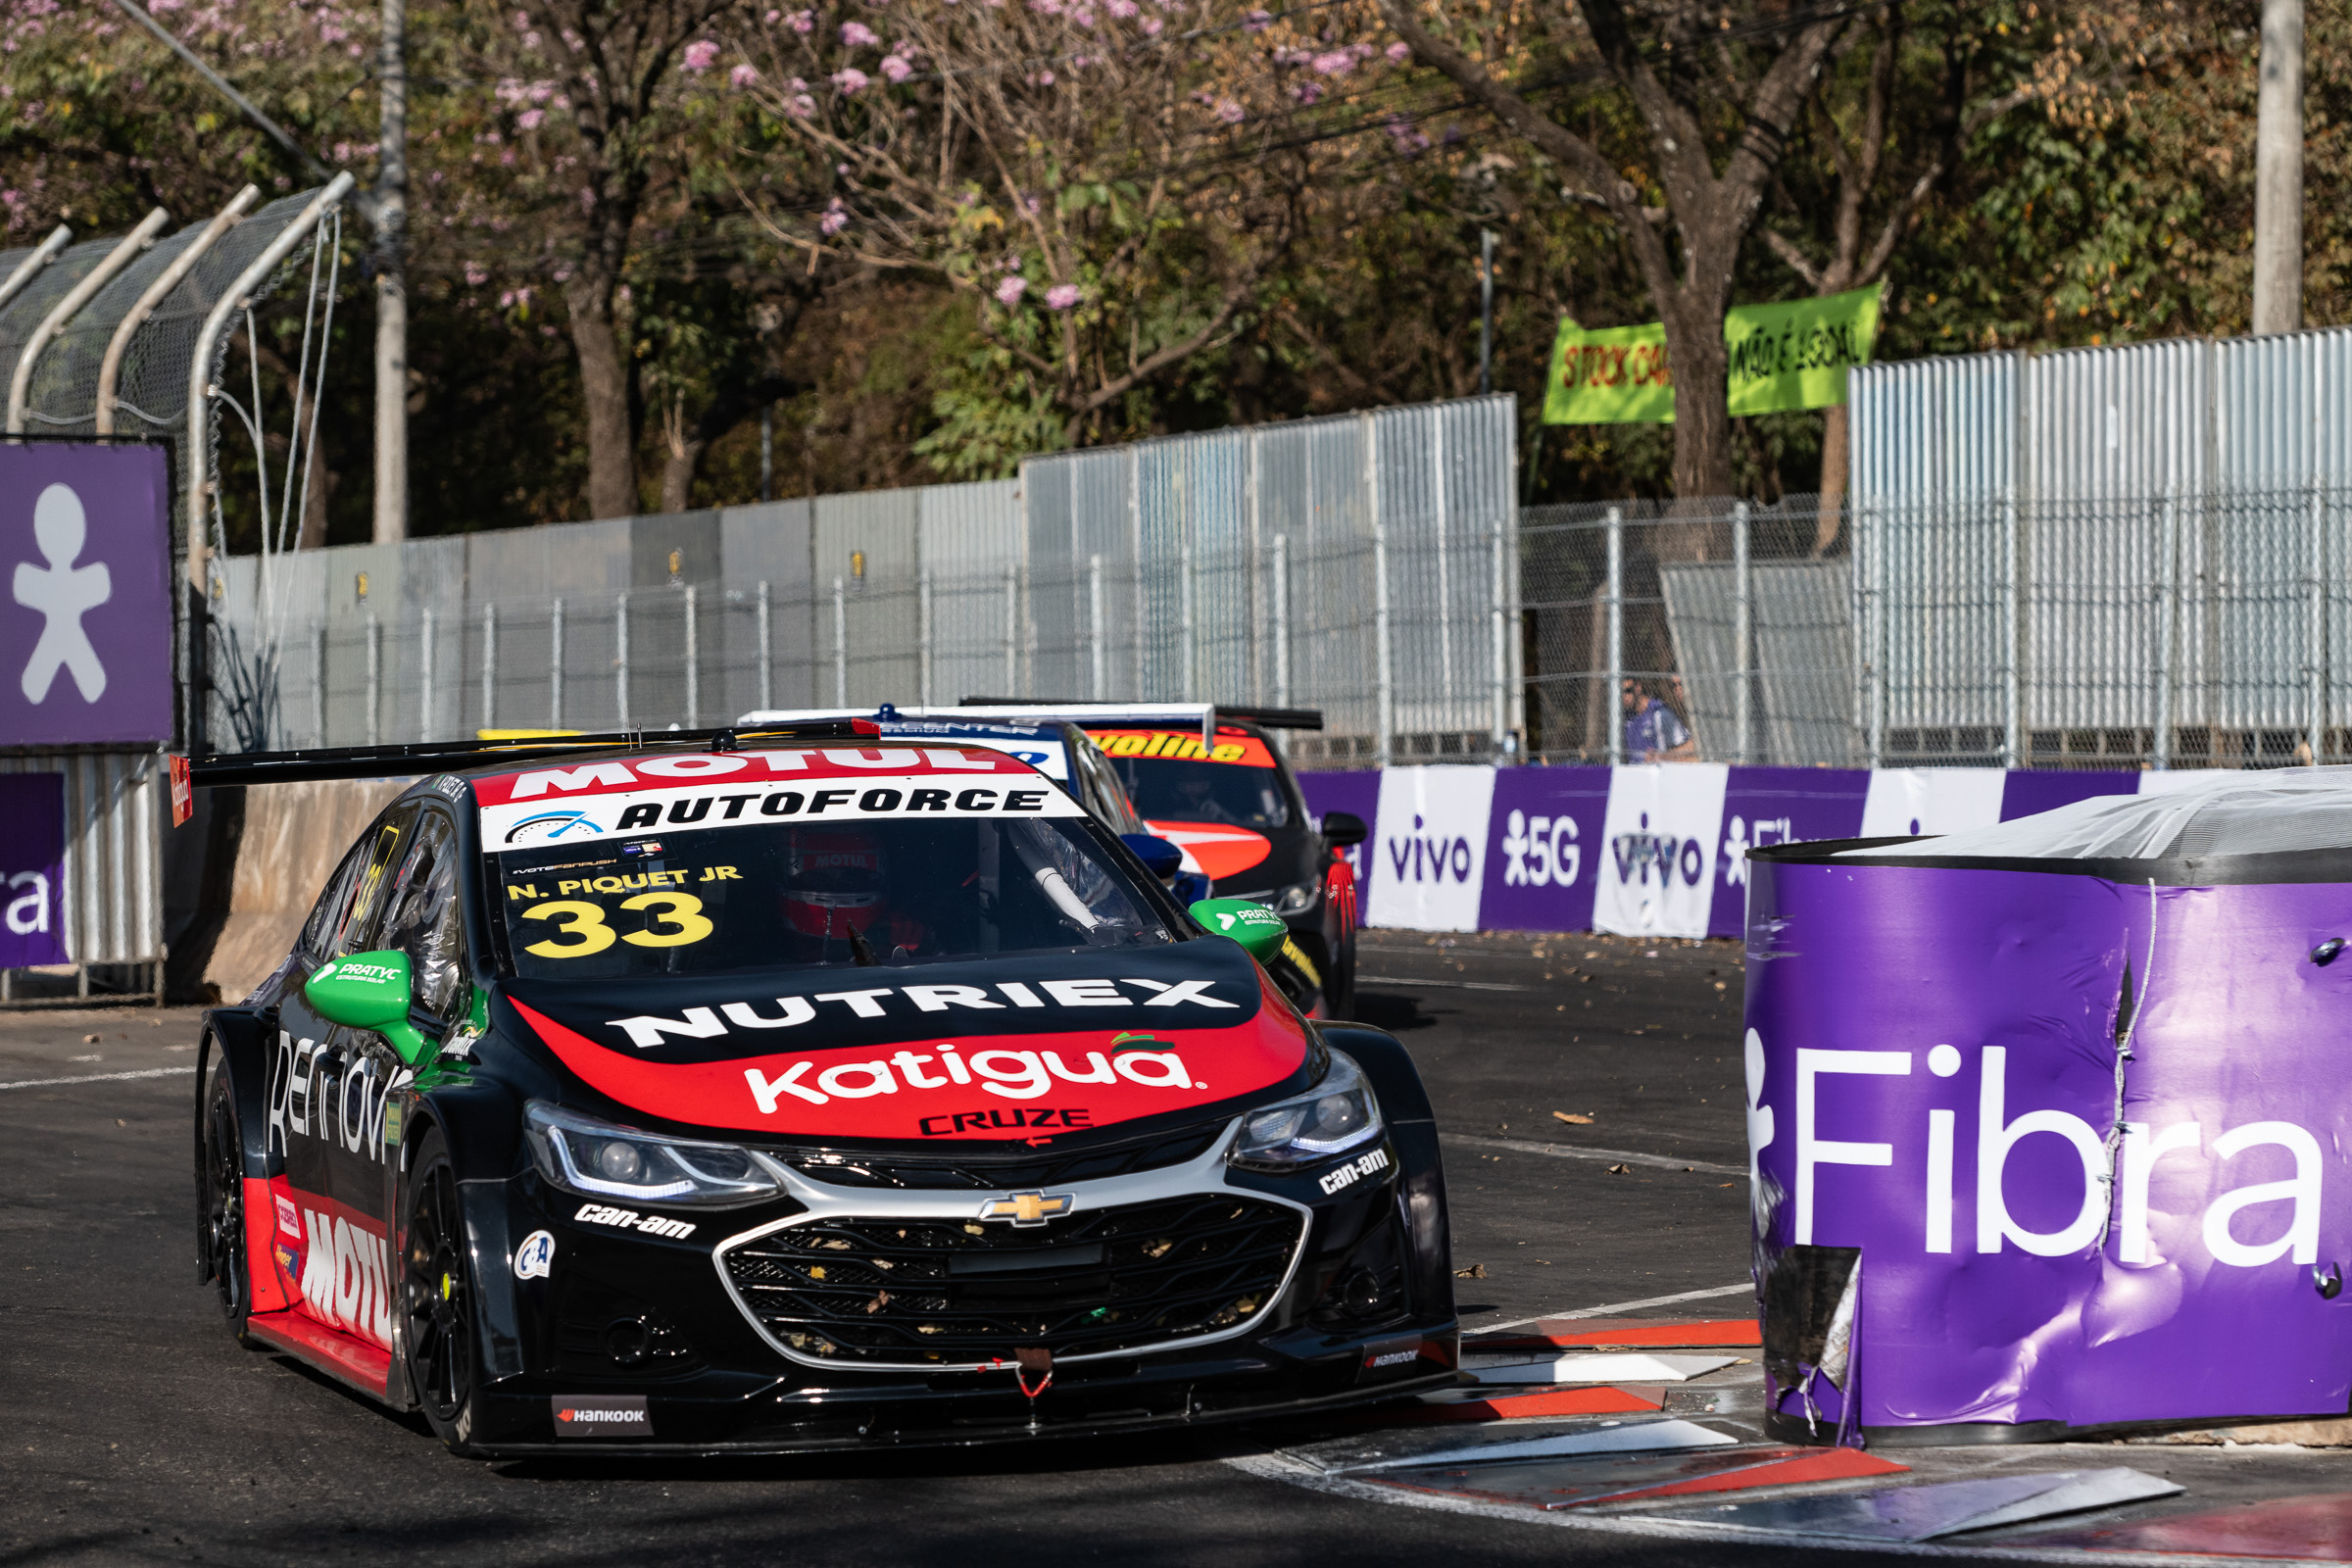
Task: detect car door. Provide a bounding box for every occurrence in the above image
[272,802,417,1349]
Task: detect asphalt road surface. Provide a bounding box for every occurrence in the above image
[0,935,1910,1568]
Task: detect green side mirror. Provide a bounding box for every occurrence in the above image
[1190,898,1290,962]
[305,951,431,1066]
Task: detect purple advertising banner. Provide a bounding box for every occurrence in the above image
[0,443,173,747]
[0,773,69,966]
[1747,857,2352,1431]
[1297,769,1380,904]
[1709,767,1871,937]
[1479,766,1610,934]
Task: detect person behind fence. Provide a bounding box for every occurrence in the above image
[1622,679,1697,761]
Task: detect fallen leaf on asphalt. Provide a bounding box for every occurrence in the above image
[1453,1263,1488,1279]
[1553,1111,1593,1125]
[1605,1163,1632,1175]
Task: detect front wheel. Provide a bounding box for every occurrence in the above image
[197,1055,256,1347]
[401,1128,485,1455]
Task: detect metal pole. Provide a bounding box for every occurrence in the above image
[1605,507,1624,766]
[684,583,700,729]
[9,208,169,432]
[1004,564,1019,698]
[1733,501,1752,764]
[2253,0,2305,334]
[1477,228,1494,396]
[97,187,258,435]
[373,0,409,543]
[2000,490,2021,768]
[1869,503,1888,768]
[615,593,630,728]
[833,567,857,706]
[1371,416,1393,766]
[1272,537,1290,710]
[366,615,382,747]
[0,226,70,318]
[918,568,933,708]
[311,624,325,747]
[2153,492,2176,769]
[760,405,774,504]
[550,597,565,729]
[2311,483,2328,764]
[418,606,434,741]
[1490,520,1509,759]
[1178,522,1195,704]
[479,603,496,733]
[1088,554,1105,700]
[756,580,773,712]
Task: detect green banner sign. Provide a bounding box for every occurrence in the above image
[1541,284,1882,424]
[1724,284,1882,416]
[1542,320,1676,425]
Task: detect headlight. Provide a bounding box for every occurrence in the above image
[525,1101,782,1207]
[1229,1050,1383,1169]
[1270,880,1320,917]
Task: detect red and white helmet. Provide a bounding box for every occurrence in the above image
[782,828,885,939]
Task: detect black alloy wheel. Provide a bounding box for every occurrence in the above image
[402,1128,481,1453]
[198,1057,255,1345]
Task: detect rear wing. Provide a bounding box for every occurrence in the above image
[951,700,1326,741]
[176,720,878,792]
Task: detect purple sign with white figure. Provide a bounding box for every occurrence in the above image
[1746,843,2352,1438]
[0,444,173,747]
[1709,767,1870,938]
[1479,766,1610,935]
[0,773,69,966]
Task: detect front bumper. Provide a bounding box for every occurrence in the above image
[456,1120,1453,1454]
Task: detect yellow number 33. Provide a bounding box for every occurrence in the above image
[521,892,712,957]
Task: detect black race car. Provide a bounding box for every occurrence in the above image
[191,726,1454,1456]
[949,704,1366,1020]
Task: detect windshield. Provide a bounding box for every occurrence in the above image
[495,817,1172,980]
[1093,729,1292,830]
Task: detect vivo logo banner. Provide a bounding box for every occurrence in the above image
[1364,766,1495,932]
[1297,764,2151,940]
[1747,858,2352,1432]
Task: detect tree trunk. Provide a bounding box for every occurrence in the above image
[564,267,638,520]
[1814,402,1850,556]
[1657,300,1735,559]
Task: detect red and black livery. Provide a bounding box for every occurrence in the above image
[190,724,1454,1457]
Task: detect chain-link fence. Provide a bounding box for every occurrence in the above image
[1520,495,1857,766]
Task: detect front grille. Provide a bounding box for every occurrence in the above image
[782,1125,1224,1192]
[720,1195,1304,1366]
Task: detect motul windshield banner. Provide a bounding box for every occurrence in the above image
[1746,856,2352,1430]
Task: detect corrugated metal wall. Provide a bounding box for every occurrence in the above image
[1850,326,2352,764]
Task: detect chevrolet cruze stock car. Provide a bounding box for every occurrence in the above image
[191,725,1455,1456]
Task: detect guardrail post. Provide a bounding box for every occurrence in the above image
[479,602,495,734]
[615,593,631,728]
[684,583,700,729]
[2311,483,2329,764]
[834,575,849,706]
[550,597,565,730]
[418,607,434,741]
[917,568,933,708]
[1733,501,1752,765]
[1089,554,1106,701]
[2153,492,2175,770]
[1605,507,1624,766]
[757,580,773,712]
[1272,538,1290,710]
[1003,564,1019,698]
[366,615,382,747]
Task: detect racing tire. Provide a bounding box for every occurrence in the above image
[401,1128,486,1457]
[197,1054,259,1348]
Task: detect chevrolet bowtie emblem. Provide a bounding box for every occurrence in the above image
[978,1192,1075,1228]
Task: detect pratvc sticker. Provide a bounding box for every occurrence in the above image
[1319,1145,1392,1196]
